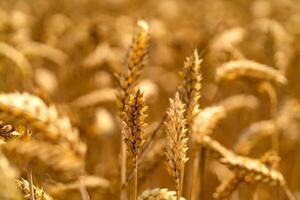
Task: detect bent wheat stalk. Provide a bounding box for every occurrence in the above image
[216,60,287,85]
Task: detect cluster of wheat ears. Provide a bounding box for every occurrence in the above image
[1,0,300,200]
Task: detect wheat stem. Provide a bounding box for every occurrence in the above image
[190,151,200,200]
[133,156,138,200]
[121,134,127,200]
[282,184,295,200]
[27,168,35,200]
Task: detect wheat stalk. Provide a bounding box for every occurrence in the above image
[0,92,86,157]
[138,188,185,200]
[122,89,147,200]
[117,20,149,200]
[165,93,188,200]
[216,60,287,85]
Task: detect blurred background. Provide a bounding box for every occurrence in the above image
[1,0,300,199]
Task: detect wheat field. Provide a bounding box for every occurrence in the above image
[0,0,300,199]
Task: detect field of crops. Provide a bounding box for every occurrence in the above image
[0,0,300,199]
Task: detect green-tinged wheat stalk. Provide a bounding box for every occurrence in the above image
[122,89,147,200]
[165,93,188,200]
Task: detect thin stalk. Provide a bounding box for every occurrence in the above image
[178,164,185,200]
[259,82,279,152]
[199,147,207,200]
[133,156,138,200]
[282,184,295,200]
[79,177,90,200]
[27,168,35,200]
[121,133,127,200]
[190,150,200,200]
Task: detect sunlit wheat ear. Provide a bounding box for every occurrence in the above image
[0,42,32,77]
[117,20,150,113]
[218,94,259,112]
[122,89,147,200]
[0,152,22,200]
[192,106,226,147]
[45,175,110,197]
[234,120,276,155]
[165,93,188,199]
[0,92,86,157]
[122,89,147,159]
[17,41,69,67]
[203,137,294,199]
[214,150,281,199]
[178,49,202,128]
[138,188,185,200]
[18,178,53,200]
[216,60,287,85]
[254,19,293,71]
[2,139,85,182]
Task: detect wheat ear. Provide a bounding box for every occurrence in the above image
[203,136,294,200]
[255,18,293,71]
[177,49,202,200]
[122,89,147,200]
[18,178,53,200]
[165,93,188,200]
[17,41,68,67]
[0,92,85,157]
[117,20,149,200]
[138,188,185,200]
[2,139,84,182]
[178,49,202,127]
[216,60,287,85]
